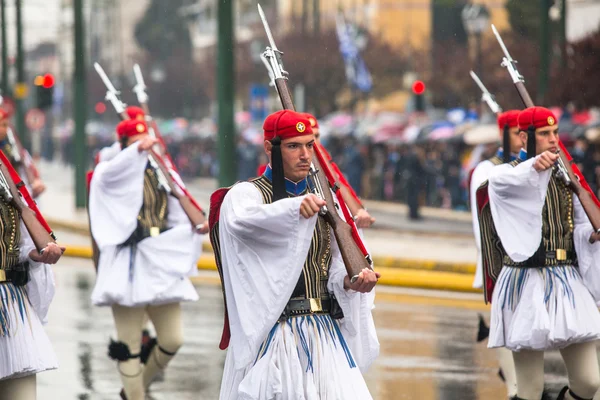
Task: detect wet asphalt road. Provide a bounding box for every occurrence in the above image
[36,258,573,400]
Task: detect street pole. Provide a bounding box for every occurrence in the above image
[217,0,236,187]
[1,0,8,95]
[538,0,551,104]
[313,0,320,35]
[560,0,567,71]
[15,0,27,150]
[302,0,308,35]
[476,32,483,86]
[73,0,88,208]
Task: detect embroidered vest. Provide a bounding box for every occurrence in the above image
[0,198,20,271]
[250,175,333,301]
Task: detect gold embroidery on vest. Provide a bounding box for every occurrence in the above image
[251,176,332,300]
[137,166,168,234]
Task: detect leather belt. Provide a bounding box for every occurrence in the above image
[279,298,333,322]
[546,249,572,261]
[504,249,576,268]
[0,263,30,286]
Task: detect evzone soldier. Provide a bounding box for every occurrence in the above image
[87,105,160,359]
[88,119,206,400]
[0,109,45,198]
[0,154,64,398]
[211,110,380,399]
[478,106,600,400]
[469,110,521,396]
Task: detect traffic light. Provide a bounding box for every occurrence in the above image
[412,80,426,112]
[34,74,54,110]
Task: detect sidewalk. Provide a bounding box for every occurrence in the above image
[37,161,479,292]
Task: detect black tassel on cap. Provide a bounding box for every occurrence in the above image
[502,123,511,163]
[270,137,287,202]
[526,125,536,159]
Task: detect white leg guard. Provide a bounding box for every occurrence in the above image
[560,341,600,400]
[0,374,36,400]
[513,350,545,400]
[143,302,184,388]
[111,305,146,400]
[496,347,518,397]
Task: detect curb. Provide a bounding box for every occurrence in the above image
[47,218,91,236]
[63,245,480,293]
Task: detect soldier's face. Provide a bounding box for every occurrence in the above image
[265,134,315,182]
[0,119,8,139]
[313,128,321,144]
[535,125,559,154]
[508,126,521,154]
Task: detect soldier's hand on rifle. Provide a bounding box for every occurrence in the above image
[31,178,46,198]
[300,194,326,219]
[354,208,375,229]
[344,268,381,293]
[138,137,159,153]
[589,231,600,244]
[29,242,65,265]
[195,221,209,235]
[533,151,559,172]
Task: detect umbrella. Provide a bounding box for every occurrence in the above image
[372,123,405,143]
[402,125,420,143]
[415,121,454,143]
[428,126,455,141]
[463,124,499,145]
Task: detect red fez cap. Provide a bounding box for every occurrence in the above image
[0,108,9,121]
[497,110,520,130]
[263,110,313,141]
[302,113,319,130]
[116,119,148,139]
[518,107,558,131]
[126,106,145,121]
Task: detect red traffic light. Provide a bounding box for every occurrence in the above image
[412,80,425,95]
[95,102,106,114]
[42,74,55,89]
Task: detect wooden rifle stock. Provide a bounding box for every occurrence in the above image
[312,157,370,280]
[0,162,54,251]
[275,79,295,110]
[515,82,534,108]
[275,76,371,280]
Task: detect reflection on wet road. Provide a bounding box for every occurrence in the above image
[38,259,571,399]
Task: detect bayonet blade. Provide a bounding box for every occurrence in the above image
[94,62,119,94]
[133,64,146,88]
[258,4,278,51]
[491,24,512,62]
[469,71,488,94]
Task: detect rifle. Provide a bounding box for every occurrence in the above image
[0,95,41,191]
[94,63,206,230]
[258,4,373,282]
[0,150,55,251]
[470,71,502,115]
[492,24,600,233]
[132,64,206,217]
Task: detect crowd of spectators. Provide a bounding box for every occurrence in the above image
[60,124,600,216]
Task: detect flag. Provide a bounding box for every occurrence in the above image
[336,15,372,93]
